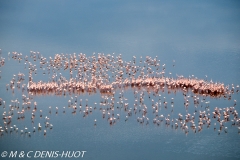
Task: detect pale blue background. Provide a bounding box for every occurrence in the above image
[0,1,240,160]
[1,0,240,83]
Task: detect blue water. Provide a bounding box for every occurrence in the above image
[0,1,240,160]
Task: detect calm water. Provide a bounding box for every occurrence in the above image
[0,1,240,160]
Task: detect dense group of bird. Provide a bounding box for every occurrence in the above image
[0,49,239,137]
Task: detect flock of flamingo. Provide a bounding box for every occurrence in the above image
[0,49,239,137]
